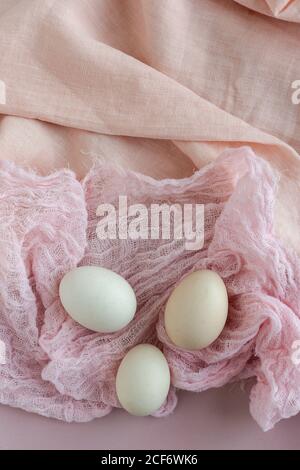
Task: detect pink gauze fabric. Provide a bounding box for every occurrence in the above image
[1,146,300,431]
[234,0,300,22]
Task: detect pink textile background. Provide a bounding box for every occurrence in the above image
[2,148,300,432]
[1,0,300,255]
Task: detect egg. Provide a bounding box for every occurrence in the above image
[164,269,228,350]
[116,344,170,416]
[59,265,137,333]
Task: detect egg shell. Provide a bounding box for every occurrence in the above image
[164,269,228,350]
[59,265,137,333]
[116,344,170,416]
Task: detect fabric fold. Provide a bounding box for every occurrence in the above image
[234,0,300,22]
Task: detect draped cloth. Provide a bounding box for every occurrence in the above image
[0,0,300,429]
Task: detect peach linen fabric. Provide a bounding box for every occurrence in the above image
[234,1,300,22]
[0,0,300,429]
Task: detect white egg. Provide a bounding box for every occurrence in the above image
[116,344,170,416]
[164,269,228,350]
[59,265,137,333]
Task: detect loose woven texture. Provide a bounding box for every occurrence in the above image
[0,146,300,430]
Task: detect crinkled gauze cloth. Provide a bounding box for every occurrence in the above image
[0,0,300,431]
